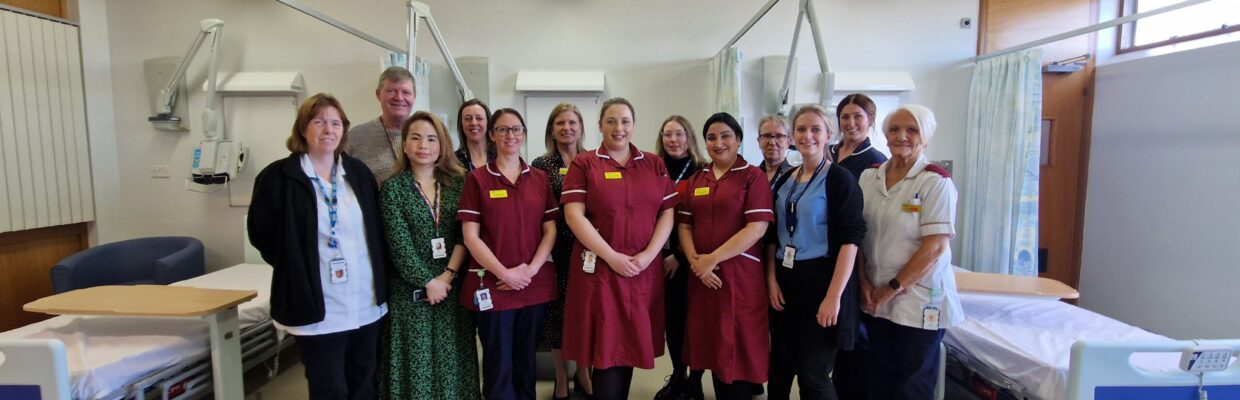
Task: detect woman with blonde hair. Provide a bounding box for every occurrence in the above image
[766,104,865,400]
[531,103,592,399]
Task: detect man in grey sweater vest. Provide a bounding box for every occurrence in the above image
[346,66,415,182]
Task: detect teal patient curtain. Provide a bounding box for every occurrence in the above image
[961,48,1043,276]
[711,47,742,116]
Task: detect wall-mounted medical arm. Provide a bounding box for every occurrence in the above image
[409,2,474,101]
[720,0,834,115]
[775,0,833,115]
[802,0,834,106]
[151,19,224,140]
[276,0,474,102]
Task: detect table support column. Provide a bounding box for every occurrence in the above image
[205,307,244,400]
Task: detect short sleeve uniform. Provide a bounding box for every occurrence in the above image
[676,156,774,384]
[560,145,678,369]
[830,138,888,179]
[858,156,963,329]
[456,161,561,312]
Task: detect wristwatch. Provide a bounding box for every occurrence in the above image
[888,278,903,291]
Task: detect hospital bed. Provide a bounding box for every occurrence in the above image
[0,263,281,400]
[943,270,1239,400]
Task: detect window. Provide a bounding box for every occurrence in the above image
[1118,0,1240,53]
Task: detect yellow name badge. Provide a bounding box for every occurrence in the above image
[604,171,622,180]
[694,187,711,196]
[559,167,569,176]
[902,203,922,213]
[489,190,509,199]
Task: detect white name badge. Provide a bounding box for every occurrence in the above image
[922,304,941,330]
[475,288,493,311]
[782,246,796,269]
[329,259,348,283]
[582,250,597,274]
[431,237,448,259]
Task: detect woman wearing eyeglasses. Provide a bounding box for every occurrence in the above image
[830,93,888,179]
[677,112,773,400]
[757,114,795,184]
[530,103,593,399]
[766,104,865,400]
[652,115,706,400]
[561,98,678,400]
[248,93,388,400]
[457,108,559,400]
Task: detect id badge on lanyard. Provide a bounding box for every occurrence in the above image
[781,158,826,269]
[471,269,494,311]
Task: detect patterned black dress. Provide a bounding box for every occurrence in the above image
[379,171,480,399]
[531,151,576,348]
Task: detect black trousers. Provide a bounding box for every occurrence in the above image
[477,304,546,400]
[834,320,870,400]
[711,374,763,400]
[768,256,859,400]
[664,262,690,370]
[294,317,383,400]
[865,314,945,400]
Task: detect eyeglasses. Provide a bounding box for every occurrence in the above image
[492,126,526,136]
[758,133,788,141]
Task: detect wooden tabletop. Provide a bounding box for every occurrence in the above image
[955,270,1080,299]
[24,285,257,317]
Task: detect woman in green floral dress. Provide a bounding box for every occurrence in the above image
[379,111,480,399]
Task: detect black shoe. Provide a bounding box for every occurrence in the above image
[655,373,685,400]
[676,375,704,400]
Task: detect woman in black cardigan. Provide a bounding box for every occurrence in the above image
[248,93,389,400]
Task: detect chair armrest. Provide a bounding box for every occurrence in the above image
[153,239,205,284]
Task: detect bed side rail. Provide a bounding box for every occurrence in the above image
[1068,339,1240,400]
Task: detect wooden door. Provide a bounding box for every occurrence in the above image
[0,0,65,18]
[980,0,1096,289]
[0,223,87,331]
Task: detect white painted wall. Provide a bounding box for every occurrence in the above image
[80,0,977,270]
[1079,40,1240,339]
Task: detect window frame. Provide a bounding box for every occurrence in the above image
[1116,0,1240,54]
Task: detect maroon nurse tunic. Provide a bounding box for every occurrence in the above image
[457,161,560,312]
[560,144,678,369]
[676,156,774,383]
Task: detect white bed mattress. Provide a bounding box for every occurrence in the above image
[944,293,1179,400]
[0,263,273,400]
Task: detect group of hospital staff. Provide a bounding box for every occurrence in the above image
[247,66,963,400]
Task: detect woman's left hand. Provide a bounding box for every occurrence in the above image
[690,253,719,278]
[631,250,658,271]
[425,275,452,304]
[817,296,841,327]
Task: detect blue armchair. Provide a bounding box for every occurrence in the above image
[50,236,205,294]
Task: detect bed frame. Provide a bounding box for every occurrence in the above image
[122,320,286,400]
[1068,339,1240,400]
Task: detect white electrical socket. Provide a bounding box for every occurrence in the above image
[151,164,171,178]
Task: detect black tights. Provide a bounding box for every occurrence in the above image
[592,366,634,400]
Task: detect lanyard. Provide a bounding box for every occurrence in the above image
[310,159,341,249]
[784,157,827,237]
[672,159,692,185]
[413,178,441,229]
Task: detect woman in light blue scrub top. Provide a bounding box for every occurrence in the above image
[765,104,866,400]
